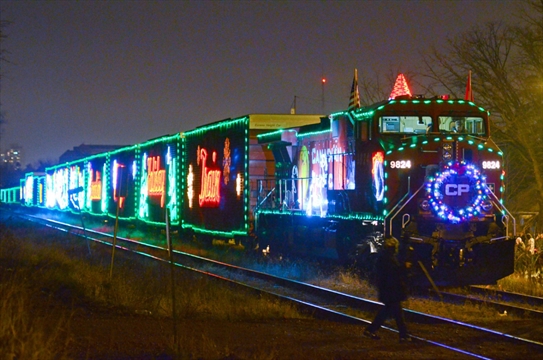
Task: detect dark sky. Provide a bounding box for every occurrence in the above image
[1,0,520,166]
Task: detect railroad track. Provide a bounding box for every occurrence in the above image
[468,285,543,309]
[428,286,543,320]
[9,211,543,359]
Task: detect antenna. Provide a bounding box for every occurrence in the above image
[290,96,297,114]
[321,76,326,113]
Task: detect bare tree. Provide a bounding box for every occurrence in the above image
[0,16,11,153]
[419,0,543,231]
[0,18,9,73]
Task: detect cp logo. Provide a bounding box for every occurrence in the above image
[445,184,470,196]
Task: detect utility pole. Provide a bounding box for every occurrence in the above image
[321,76,326,113]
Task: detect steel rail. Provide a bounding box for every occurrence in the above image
[469,285,543,307]
[432,289,543,320]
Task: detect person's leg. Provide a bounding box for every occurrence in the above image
[366,304,391,336]
[390,302,409,339]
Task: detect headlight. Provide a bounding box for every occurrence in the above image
[481,200,493,212]
[420,199,430,211]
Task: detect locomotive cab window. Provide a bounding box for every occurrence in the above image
[380,116,432,134]
[438,116,486,135]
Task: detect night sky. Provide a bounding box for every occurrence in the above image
[1,0,519,166]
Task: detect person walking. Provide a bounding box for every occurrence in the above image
[364,237,411,342]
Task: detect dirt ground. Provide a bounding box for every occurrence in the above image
[63,303,474,360]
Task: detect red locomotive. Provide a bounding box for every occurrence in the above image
[255,78,515,286]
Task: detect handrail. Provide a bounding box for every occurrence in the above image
[254,177,312,213]
[255,185,276,213]
[385,183,426,238]
[485,184,516,236]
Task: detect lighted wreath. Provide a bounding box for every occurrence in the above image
[425,161,489,223]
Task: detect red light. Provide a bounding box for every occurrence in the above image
[322,78,326,83]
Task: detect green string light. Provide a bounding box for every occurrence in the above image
[257,209,384,222]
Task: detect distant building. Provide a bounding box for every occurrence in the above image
[59,143,126,164]
[1,146,23,170]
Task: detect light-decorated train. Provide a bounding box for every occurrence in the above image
[1,75,516,286]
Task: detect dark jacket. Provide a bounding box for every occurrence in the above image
[375,249,408,304]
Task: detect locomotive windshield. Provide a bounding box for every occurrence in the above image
[379,115,486,136]
[379,116,433,134]
[438,116,486,135]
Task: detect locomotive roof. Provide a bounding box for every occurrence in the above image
[248,114,324,130]
[345,96,489,121]
[186,114,324,133]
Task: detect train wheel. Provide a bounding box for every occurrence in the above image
[336,235,353,264]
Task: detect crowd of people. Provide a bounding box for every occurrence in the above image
[515,232,543,276]
[515,232,542,255]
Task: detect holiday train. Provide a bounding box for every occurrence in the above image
[1,75,516,286]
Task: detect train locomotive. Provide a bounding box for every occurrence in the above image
[256,93,516,286]
[2,77,516,286]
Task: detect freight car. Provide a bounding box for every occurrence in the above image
[10,114,322,242]
[5,79,516,286]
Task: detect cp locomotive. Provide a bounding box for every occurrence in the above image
[256,92,516,285]
[2,76,516,286]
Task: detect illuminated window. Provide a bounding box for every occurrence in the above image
[380,116,432,134]
[438,116,485,135]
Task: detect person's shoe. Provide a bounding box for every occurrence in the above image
[363,330,380,340]
[399,335,412,343]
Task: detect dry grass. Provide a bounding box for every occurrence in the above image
[0,276,73,360]
[0,227,73,360]
[0,218,307,359]
[497,249,543,297]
